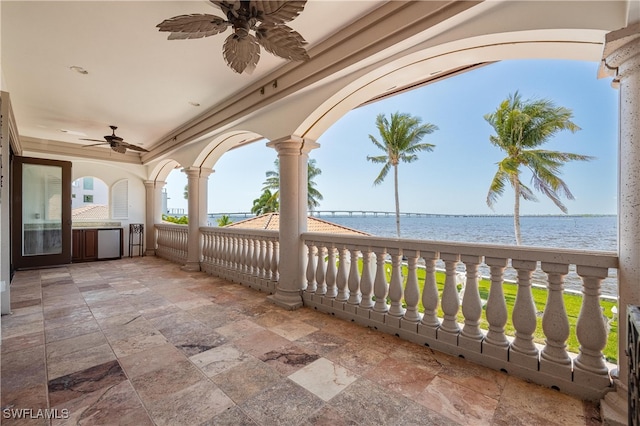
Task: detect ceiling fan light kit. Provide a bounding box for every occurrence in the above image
[157,0,310,74]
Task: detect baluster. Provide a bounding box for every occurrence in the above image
[439,253,461,344]
[202,231,210,270]
[325,245,338,300]
[510,260,539,370]
[246,236,254,276]
[315,245,327,296]
[264,239,272,280]
[336,246,350,303]
[387,249,405,323]
[212,233,220,268]
[251,238,259,279]
[184,229,189,262]
[175,229,180,261]
[359,247,375,310]
[539,262,571,380]
[270,240,279,283]
[222,234,229,269]
[242,236,249,276]
[228,235,235,271]
[419,252,439,339]
[347,247,362,309]
[156,228,162,257]
[245,236,253,275]
[573,265,611,388]
[483,257,509,360]
[402,249,421,324]
[236,235,243,274]
[372,248,389,322]
[256,238,265,279]
[459,255,483,352]
[209,232,215,269]
[165,228,171,259]
[305,241,318,293]
[226,234,233,271]
[171,229,176,261]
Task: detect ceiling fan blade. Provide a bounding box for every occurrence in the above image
[82,142,109,147]
[157,14,230,39]
[253,1,306,24]
[80,138,106,143]
[255,24,309,61]
[223,33,260,74]
[119,141,149,152]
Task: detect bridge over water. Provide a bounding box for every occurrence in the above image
[206,211,458,218]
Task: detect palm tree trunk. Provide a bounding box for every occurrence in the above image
[513,178,522,245]
[394,164,401,238]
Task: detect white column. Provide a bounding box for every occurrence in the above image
[143,180,165,256]
[266,137,319,309]
[599,23,640,424]
[182,167,213,271]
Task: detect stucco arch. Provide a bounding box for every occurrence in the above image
[295,31,608,142]
[71,159,146,186]
[148,158,182,184]
[192,130,264,170]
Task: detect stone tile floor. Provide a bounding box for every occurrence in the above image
[1,256,603,425]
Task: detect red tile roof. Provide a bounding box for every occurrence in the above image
[225,213,369,236]
[72,204,109,219]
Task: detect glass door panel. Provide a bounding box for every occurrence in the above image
[12,157,71,268]
[22,164,63,256]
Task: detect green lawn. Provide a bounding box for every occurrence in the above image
[352,260,618,363]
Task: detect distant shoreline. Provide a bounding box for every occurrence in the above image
[204,212,617,218]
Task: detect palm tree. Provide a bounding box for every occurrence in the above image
[261,159,324,211]
[251,189,279,215]
[367,112,437,237]
[484,92,593,245]
[216,215,233,226]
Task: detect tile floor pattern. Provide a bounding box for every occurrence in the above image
[1,257,603,425]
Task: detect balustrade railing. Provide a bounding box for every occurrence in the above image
[302,232,618,400]
[155,224,188,264]
[200,227,279,293]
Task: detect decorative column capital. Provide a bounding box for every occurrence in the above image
[182,167,214,179]
[143,180,165,189]
[599,23,640,86]
[267,136,320,156]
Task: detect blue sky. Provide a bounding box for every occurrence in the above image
[165,59,619,216]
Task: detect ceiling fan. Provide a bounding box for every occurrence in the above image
[157,1,309,74]
[81,126,148,154]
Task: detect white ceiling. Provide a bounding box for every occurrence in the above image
[1,0,384,151]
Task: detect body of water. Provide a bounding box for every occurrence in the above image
[319,214,617,251]
[317,214,618,297]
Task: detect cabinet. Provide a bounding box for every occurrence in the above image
[72,229,98,262]
[72,228,122,262]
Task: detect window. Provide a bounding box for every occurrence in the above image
[83,194,93,203]
[111,179,129,219]
[83,177,93,190]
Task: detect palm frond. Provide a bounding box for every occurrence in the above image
[367,155,388,164]
[373,163,391,186]
[486,168,509,209]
